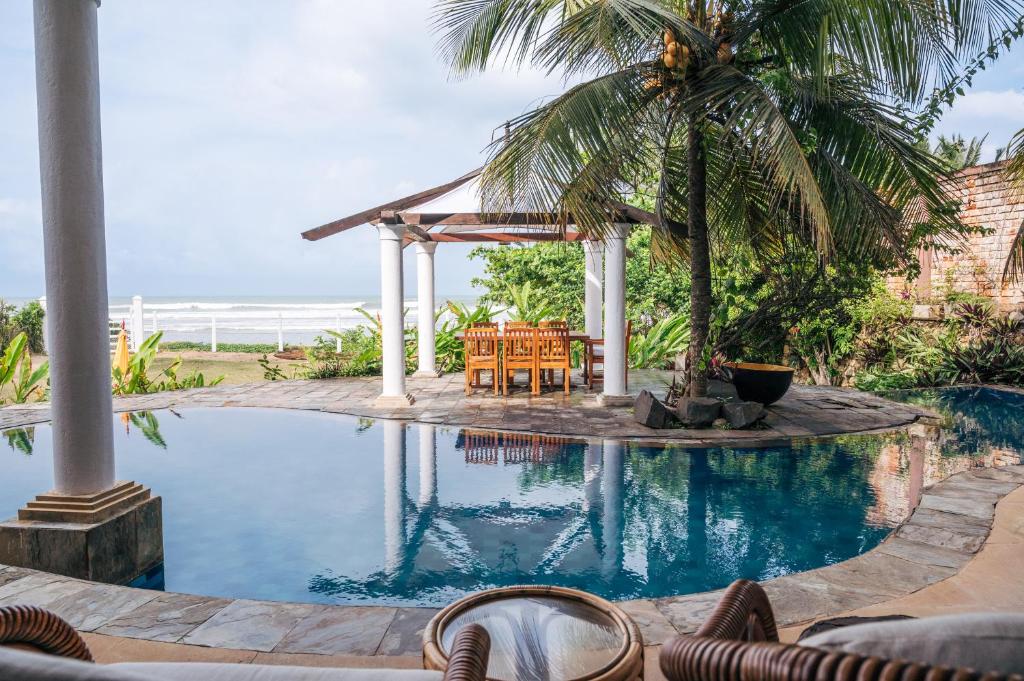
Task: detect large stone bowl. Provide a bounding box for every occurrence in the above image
[722,362,794,406]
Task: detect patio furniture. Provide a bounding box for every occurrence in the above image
[0,605,491,681]
[538,320,568,328]
[464,327,500,396]
[585,320,632,390]
[504,321,534,329]
[424,585,643,681]
[503,327,539,395]
[660,579,1023,681]
[537,327,572,395]
[721,362,794,405]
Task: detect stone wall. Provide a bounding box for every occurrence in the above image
[889,160,1024,312]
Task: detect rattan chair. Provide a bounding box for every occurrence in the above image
[660,579,1018,681]
[537,327,571,395]
[463,326,500,396]
[0,605,490,681]
[585,319,632,390]
[503,326,539,395]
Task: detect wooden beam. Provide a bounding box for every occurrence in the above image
[425,231,587,243]
[300,167,482,242]
[439,224,564,234]
[405,225,430,242]
[401,211,586,226]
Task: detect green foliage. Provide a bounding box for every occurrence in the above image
[0,332,49,404]
[257,354,290,381]
[629,314,690,369]
[127,411,167,449]
[931,134,986,171]
[507,282,559,323]
[112,332,224,395]
[470,227,689,334]
[161,341,282,354]
[5,427,34,455]
[1,300,45,354]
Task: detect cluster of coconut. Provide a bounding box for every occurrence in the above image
[661,29,690,72]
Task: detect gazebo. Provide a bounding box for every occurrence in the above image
[302,167,666,407]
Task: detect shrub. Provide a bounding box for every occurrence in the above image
[112,332,224,395]
[161,341,282,354]
[0,332,49,404]
[1,300,46,354]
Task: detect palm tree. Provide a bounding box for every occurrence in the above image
[433,0,1024,397]
[932,134,988,171]
[1002,128,1024,283]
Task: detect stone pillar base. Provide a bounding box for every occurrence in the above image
[0,481,163,585]
[412,369,443,378]
[374,393,415,408]
[597,394,634,407]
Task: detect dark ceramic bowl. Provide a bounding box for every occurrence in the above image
[722,362,795,406]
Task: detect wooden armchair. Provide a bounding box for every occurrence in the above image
[0,605,491,681]
[660,580,1018,681]
[463,327,500,396]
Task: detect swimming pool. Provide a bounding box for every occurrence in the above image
[1,386,1020,607]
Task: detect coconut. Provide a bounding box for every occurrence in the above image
[717,41,732,63]
[663,29,674,46]
[663,52,677,69]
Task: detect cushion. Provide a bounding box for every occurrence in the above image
[0,646,444,681]
[800,613,1024,675]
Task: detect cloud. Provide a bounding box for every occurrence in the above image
[932,89,1024,157]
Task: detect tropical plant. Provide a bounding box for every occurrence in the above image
[1001,127,1024,283]
[1,300,45,354]
[932,134,987,171]
[5,427,35,455]
[0,332,49,405]
[432,0,1023,399]
[128,411,168,449]
[629,313,690,368]
[507,282,560,323]
[112,332,224,395]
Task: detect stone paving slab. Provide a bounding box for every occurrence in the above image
[0,371,937,445]
[182,599,318,652]
[96,593,234,642]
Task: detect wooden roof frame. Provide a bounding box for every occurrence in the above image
[301,169,684,245]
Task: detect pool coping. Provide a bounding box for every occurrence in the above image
[1,464,1020,657]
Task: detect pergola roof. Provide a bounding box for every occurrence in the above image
[301,168,676,245]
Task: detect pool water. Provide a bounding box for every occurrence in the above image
[1,387,1020,606]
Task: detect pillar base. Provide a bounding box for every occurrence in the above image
[413,369,443,378]
[0,482,163,585]
[374,393,416,408]
[597,393,634,407]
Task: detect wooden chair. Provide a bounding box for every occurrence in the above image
[0,605,491,681]
[504,321,533,329]
[537,327,571,395]
[503,327,539,395]
[659,579,1016,681]
[585,319,633,390]
[538,320,568,328]
[463,327,500,396]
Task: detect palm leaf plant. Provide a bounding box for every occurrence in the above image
[0,332,49,405]
[1001,127,1024,284]
[433,0,1024,397]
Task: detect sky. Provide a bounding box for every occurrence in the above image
[1,1,1022,299]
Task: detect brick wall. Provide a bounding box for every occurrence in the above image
[888,160,1024,311]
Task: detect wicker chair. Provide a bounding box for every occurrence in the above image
[0,605,490,681]
[660,580,1020,681]
[463,326,500,396]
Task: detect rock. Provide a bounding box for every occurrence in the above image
[707,379,739,402]
[634,390,680,429]
[676,397,722,428]
[722,401,765,429]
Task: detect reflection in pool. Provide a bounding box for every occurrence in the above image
[1,387,1020,606]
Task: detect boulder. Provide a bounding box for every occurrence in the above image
[707,379,739,402]
[634,390,680,429]
[722,401,765,429]
[676,396,722,428]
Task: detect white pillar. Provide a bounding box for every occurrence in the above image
[601,224,631,402]
[383,420,407,574]
[211,315,217,352]
[38,296,48,353]
[277,313,284,352]
[414,242,439,376]
[335,314,342,352]
[130,295,144,351]
[151,310,158,335]
[418,423,436,508]
[583,241,604,340]
[377,224,413,405]
[34,0,115,496]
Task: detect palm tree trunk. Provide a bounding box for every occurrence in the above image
[687,118,711,398]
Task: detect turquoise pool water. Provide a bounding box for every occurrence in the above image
[1,386,1020,606]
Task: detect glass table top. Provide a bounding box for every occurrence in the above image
[440,595,626,681]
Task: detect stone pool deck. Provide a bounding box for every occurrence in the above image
[0,370,936,444]
[1,465,1022,679]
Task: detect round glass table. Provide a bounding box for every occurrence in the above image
[423,586,643,681]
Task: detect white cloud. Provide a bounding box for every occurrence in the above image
[933,89,1024,158]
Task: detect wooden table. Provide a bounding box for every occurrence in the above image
[423,585,643,681]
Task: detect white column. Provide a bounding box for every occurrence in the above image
[130,295,144,351]
[601,224,630,401]
[38,296,48,353]
[277,313,284,351]
[418,423,437,508]
[377,224,413,405]
[34,0,115,496]
[583,241,604,340]
[415,242,438,376]
[383,420,407,574]
[210,316,217,352]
